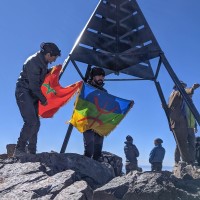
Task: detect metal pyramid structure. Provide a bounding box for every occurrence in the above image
[62,0,162,80]
[60,0,200,153]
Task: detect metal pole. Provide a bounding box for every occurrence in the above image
[154,81,171,130]
[60,123,74,153]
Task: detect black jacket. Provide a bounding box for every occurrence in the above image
[16,51,48,104]
[149,144,165,164]
[124,141,139,164]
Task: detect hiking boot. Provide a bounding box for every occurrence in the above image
[13,148,26,157]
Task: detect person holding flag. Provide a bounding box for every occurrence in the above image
[83,67,107,161]
[69,67,133,161]
[14,42,61,157]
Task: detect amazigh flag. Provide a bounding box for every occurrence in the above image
[39,65,83,118]
[70,83,134,136]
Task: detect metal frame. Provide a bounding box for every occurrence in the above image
[59,0,200,153]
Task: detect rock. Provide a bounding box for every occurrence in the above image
[0,143,16,160]
[101,151,123,176]
[0,162,76,199]
[0,152,115,190]
[93,171,200,200]
[54,180,93,200]
[173,161,200,179]
[0,152,200,200]
[6,144,16,158]
[0,154,7,160]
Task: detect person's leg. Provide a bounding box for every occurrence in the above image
[126,163,139,174]
[83,130,94,158]
[151,163,155,171]
[152,162,162,171]
[172,128,190,163]
[198,157,200,166]
[28,132,38,154]
[196,147,200,166]
[15,90,40,154]
[157,162,162,171]
[125,162,131,174]
[93,133,104,160]
[28,99,40,154]
[131,163,138,171]
[187,128,196,164]
[174,145,181,164]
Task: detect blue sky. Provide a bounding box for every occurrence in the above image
[1,0,200,168]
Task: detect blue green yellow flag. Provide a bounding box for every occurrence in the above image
[69,83,134,136]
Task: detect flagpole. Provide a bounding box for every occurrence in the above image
[60,123,74,153]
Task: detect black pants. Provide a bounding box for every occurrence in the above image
[174,128,196,164]
[151,162,162,171]
[83,130,104,160]
[15,88,40,153]
[125,162,138,174]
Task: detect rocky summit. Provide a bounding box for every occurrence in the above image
[0,151,200,200]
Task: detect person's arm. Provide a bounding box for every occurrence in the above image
[26,60,47,105]
[149,148,155,164]
[192,83,200,91]
[185,83,200,95]
[124,146,128,156]
[134,145,139,157]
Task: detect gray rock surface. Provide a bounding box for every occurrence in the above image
[173,161,200,179]
[0,152,200,200]
[93,170,200,200]
[54,180,93,200]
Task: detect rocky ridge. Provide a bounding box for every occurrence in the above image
[0,151,200,200]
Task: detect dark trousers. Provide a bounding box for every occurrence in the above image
[174,128,196,164]
[151,162,162,171]
[172,128,190,163]
[83,130,104,160]
[125,162,138,174]
[15,88,40,153]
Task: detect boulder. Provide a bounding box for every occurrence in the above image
[0,152,200,200]
[173,161,200,179]
[101,151,123,176]
[93,171,200,200]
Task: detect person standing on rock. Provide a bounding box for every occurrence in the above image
[168,81,200,165]
[14,42,61,157]
[83,67,107,161]
[124,135,140,174]
[174,93,198,166]
[149,138,165,171]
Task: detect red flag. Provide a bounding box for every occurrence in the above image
[39,65,83,118]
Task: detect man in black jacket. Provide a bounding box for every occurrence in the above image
[124,135,140,174]
[14,42,61,157]
[83,67,107,161]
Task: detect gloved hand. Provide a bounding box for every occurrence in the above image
[41,100,48,106]
[192,83,200,90]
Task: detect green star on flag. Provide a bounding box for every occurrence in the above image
[43,82,56,95]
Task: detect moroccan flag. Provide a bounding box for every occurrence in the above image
[69,83,134,136]
[39,65,83,118]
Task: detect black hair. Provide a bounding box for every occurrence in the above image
[154,138,163,144]
[126,135,133,141]
[90,67,105,79]
[40,42,61,56]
